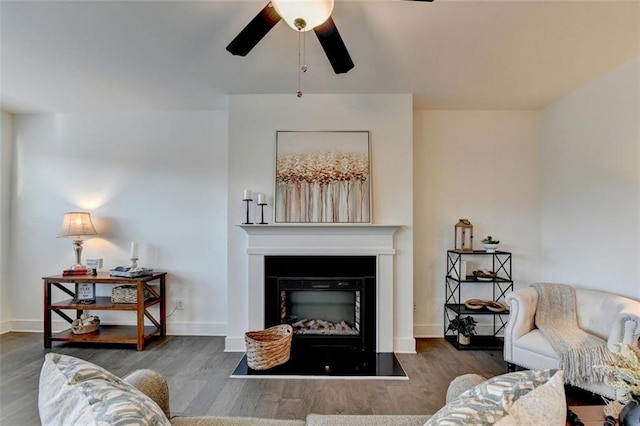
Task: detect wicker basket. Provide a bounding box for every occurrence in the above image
[245,324,293,370]
[111,285,153,304]
[71,319,100,335]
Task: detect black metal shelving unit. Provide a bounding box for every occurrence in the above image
[444,250,513,350]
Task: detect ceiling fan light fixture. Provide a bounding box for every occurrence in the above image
[271,0,334,32]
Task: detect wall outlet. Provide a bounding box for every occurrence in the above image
[413,304,417,313]
[176,299,184,310]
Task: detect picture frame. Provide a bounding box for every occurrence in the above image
[274,131,371,223]
[75,283,96,304]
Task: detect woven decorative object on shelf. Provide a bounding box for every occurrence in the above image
[464,299,486,310]
[111,285,153,304]
[71,318,100,334]
[464,299,507,312]
[486,301,508,312]
[245,324,293,370]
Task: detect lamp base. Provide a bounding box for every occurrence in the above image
[71,239,86,270]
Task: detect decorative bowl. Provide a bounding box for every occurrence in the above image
[473,270,497,280]
[483,243,499,253]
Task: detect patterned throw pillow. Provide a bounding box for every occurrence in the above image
[494,371,566,426]
[424,369,555,426]
[39,353,170,426]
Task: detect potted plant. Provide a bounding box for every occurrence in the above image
[481,236,500,253]
[447,315,478,345]
[597,344,640,424]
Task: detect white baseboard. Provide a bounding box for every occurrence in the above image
[166,322,226,336]
[6,320,500,344]
[0,320,11,334]
[6,319,227,336]
[8,319,46,332]
[414,323,500,338]
[394,337,416,354]
[413,323,441,337]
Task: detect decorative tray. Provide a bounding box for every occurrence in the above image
[109,267,154,278]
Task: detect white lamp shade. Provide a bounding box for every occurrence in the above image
[272,0,334,31]
[59,212,97,238]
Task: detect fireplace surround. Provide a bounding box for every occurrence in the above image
[232,224,402,354]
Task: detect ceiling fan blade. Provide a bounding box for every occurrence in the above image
[313,17,354,74]
[226,3,282,56]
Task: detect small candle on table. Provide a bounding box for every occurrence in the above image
[257,193,266,205]
[243,189,252,200]
[130,242,138,259]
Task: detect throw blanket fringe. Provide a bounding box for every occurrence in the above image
[533,283,613,385]
[561,344,612,384]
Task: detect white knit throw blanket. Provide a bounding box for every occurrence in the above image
[533,283,613,385]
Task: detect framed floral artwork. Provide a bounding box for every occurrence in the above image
[274,131,371,223]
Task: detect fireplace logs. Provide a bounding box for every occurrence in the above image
[290,318,359,335]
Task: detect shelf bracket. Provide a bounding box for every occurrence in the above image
[52,309,74,324]
[144,310,161,330]
[52,282,76,298]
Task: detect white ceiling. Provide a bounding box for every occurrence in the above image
[1,0,639,113]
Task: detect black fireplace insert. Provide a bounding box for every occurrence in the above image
[264,256,376,354]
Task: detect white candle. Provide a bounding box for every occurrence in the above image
[257,193,266,204]
[130,242,138,259]
[243,189,252,200]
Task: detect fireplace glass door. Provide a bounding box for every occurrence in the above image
[279,279,362,337]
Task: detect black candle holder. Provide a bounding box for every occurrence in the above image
[258,203,268,225]
[242,198,253,224]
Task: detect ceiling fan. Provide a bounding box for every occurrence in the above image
[226,0,434,75]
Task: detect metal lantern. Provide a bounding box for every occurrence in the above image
[454,219,474,252]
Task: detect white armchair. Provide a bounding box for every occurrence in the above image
[503,286,640,399]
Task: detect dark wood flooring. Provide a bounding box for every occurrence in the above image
[0,333,599,425]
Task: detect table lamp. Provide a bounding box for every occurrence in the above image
[58,212,98,270]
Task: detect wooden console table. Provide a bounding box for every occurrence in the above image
[43,272,167,351]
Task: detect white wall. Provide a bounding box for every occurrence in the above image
[0,112,13,333]
[540,57,640,297]
[226,94,416,352]
[413,110,542,336]
[5,59,638,342]
[9,111,229,334]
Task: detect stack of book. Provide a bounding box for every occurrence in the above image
[62,268,90,276]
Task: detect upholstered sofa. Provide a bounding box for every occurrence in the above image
[38,352,568,425]
[503,285,640,399]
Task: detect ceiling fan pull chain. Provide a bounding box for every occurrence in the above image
[297,28,303,98]
[302,30,308,73]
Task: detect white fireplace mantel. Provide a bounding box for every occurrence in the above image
[234,224,402,353]
[240,224,400,255]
